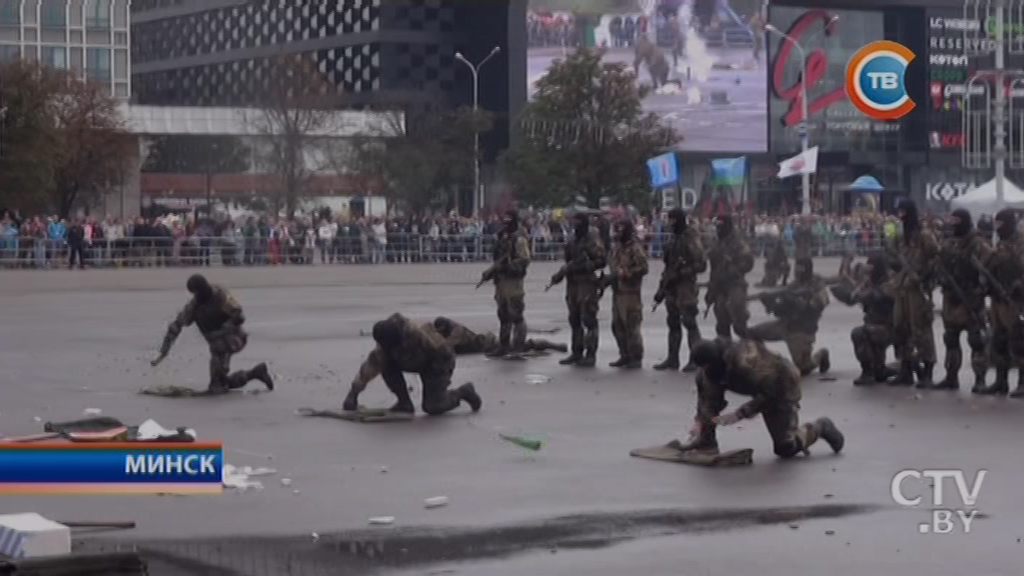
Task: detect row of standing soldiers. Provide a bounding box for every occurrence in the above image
[480,208,837,376]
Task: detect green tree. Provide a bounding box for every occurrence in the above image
[501,48,679,208]
[348,107,492,217]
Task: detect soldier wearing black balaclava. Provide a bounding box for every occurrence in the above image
[549,212,607,367]
[705,214,754,339]
[977,209,1024,397]
[933,208,992,392]
[150,274,274,393]
[888,199,939,387]
[757,234,790,288]
[653,208,707,371]
[834,252,896,386]
[478,210,531,359]
[606,218,648,368]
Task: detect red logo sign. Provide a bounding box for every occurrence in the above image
[930,131,966,149]
[770,10,847,127]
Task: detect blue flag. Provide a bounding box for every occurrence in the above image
[711,156,746,186]
[647,153,679,188]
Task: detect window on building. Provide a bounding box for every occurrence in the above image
[0,44,18,61]
[42,46,68,69]
[87,0,111,30]
[41,0,66,28]
[0,0,19,26]
[86,48,111,80]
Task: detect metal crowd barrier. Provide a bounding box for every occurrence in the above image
[0,231,893,269]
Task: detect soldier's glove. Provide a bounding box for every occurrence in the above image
[653,287,666,304]
[712,411,742,427]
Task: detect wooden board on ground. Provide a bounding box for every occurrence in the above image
[296,407,415,423]
[630,443,754,467]
[140,385,226,398]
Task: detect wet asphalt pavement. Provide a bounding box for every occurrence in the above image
[0,259,1021,575]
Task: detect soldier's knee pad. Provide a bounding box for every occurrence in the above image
[943,330,961,349]
[967,330,987,351]
[773,439,803,459]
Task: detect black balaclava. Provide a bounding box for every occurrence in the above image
[186,274,213,303]
[573,212,589,240]
[951,208,972,237]
[668,208,687,235]
[897,198,919,240]
[372,318,402,350]
[716,215,733,239]
[690,339,726,381]
[617,219,636,244]
[996,208,1018,241]
[867,251,888,285]
[795,257,813,283]
[503,210,519,234]
[433,317,454,338]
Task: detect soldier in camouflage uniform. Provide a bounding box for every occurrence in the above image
[705,215,754,339]
[757,236,790,288]
[343,313,481,415]
[671,338,845,459]
[606,219,648,369]
[831,252,896,386]
[748,258,831,377]
[976,209,1024,397]
[889,199,940,387]
[653,208,707,372]
[549,212,607,367]
[479,210,532,359]
[432,317,567,355]
[932,209,992,392]
[150,274,274,393]
[793,217,814,260]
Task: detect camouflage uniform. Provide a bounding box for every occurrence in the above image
[481,211,531,357]
[757,237,790,288]
[793,220,814,260]
[748,258,830,376]
[607,221,648,368]
[344,313,480,415]
[977,209,1024,397]
[833,253,896,386]
[706,215,754,339]
[432,317,566,355]
[654,209,707,371]
[679,339,844,459]
[155,275,272,393]
[934,209,992,392]
[551,213,607,367]
[889,200,940,387]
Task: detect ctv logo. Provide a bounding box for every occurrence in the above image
[846,40,917,120]
[891,469,986,534]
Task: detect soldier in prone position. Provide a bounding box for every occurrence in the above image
[549,212,607,367]
[432,317,567,355]
[606,219,648,369]
[932,209,992,392]
[674,338,845,459]
[343,313,481,415]
[747,258,831,377]
[479,210,532,359]
[653,208,707,372]
[150,274,274,393]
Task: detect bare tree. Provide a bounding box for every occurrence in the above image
[248,53,345,218]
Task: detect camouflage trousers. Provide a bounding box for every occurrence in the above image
[747,320,824,376]
[611,291,644,361]
[757,262,789,288]
[894,291,936,364]
[696,400,821,459]
[989,301,1024,370]
[851,323,891,378]
[462,333,562,355]
[941,299,988,379]
[495,282,527,352]
[566,281,600,355]
[380,355,463,415]
[207,331,254,392]
[664,281,702,360]
[712,284,750,339]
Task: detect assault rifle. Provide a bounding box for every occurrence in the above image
[933,254,984,327]
[746,275,846,303]
[652,281,708,312]
[477,252,512,289]
[545,252,594,292]
[970,255,1024,322]
[885,244,932,301]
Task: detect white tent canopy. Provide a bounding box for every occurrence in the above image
[949,177,1024,219]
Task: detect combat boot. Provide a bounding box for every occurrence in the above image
[654,332,681,371]
[653,358,680,371]
[609,357,629,368]
[458,383,482,412]
[485,346,509,359]
[888,361,915,386]
[814,349,831,374]
[853,370,875,387]
[576,352,597,368]
[249,363,274,390]
[814,418,845,454]
[914,362,935,389]
[930,373,959,390]
[668,432,718,454]
[971,372,987,394]
[559,353,582,366]
[976,368,1009,395]
[1010,372,1024,399]
[625,359,643,369]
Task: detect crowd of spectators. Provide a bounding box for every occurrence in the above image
[1,207,958,270]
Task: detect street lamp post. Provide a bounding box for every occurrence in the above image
[766,17,838,216]
[455,46,500,216]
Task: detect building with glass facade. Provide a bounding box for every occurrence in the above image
[0,0,131,98]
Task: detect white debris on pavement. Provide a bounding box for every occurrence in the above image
[83,408,102,416]
[525,374,550,385]
[137,419,196,441]
[280,478,292,486]
[369,516,395,525]
[424,496,449,509]
[222,464,277,491]
[379,466,388,474]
